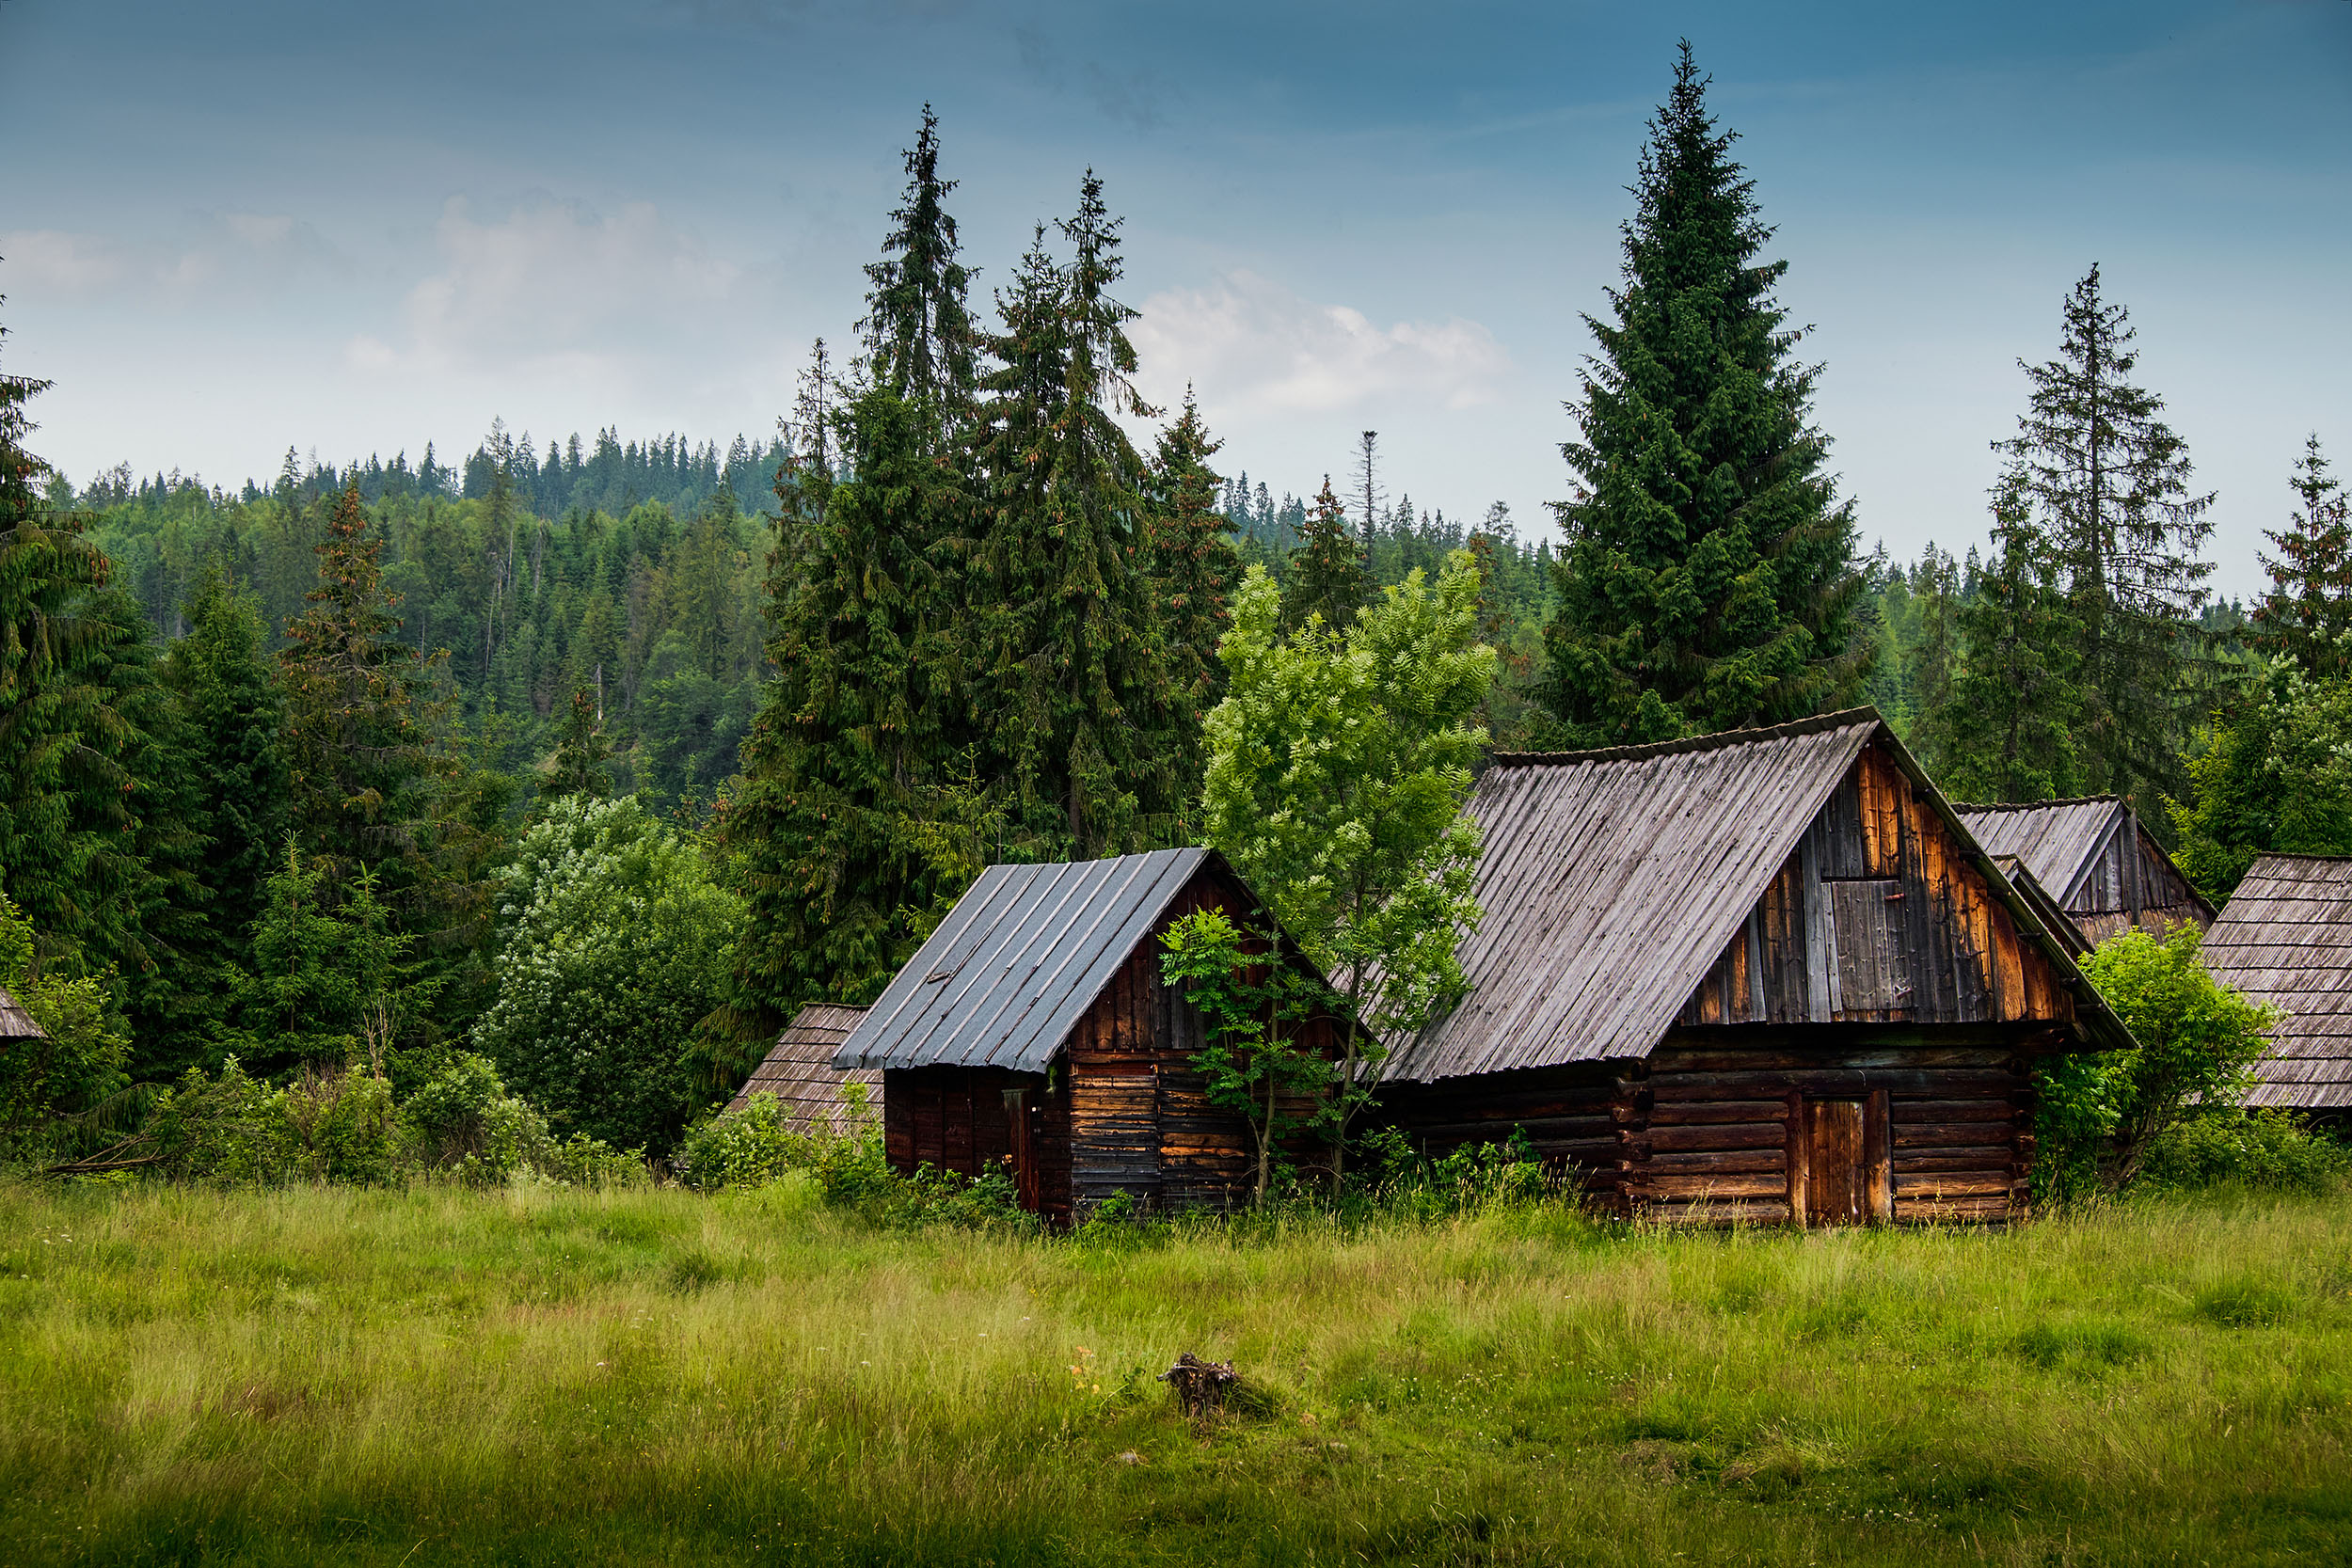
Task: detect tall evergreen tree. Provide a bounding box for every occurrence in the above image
[970,177,1180,857]
[1146,388,1240,805]
[278,481,472,936]
[1995,263,2217,805]
[2250,435,2351,678]
[723,114,993,1044]
[1926,477,2083,802]
[1283,477,1371,632]
[1539,42,1867,745]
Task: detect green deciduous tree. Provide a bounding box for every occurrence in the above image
[2250,435,2352,678]
[474,795,743,1154]
[1996,263,2217,807]
[1202,552,1496,1178]
[1539,42,1867,746]
[1157,907,1332,1203]
[2168,657,2352,901]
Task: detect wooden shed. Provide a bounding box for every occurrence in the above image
[0,986,41,1042]
[1376,710,2135,1226]
[1955,797,2213,946]
[725,1002,878,1132]
[2200,853,2352,1117]
[831,848,1341,1223]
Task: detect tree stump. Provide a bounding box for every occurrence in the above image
[1158,1354,1237,1418]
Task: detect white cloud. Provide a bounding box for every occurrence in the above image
[0,214,343,302]
[352,197,744,378]
[1131,269,1511,420]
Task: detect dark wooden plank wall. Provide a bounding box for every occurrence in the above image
[2070,819,2210,944]
[1614,1033,2042,1225]
[1678,741,2073,1032]
[1371,1064,1618,1184]
[882,1065,1019,1180]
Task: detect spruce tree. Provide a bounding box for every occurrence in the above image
[1996,263,2217,803]
[2251,435,2351,677]
[1282,477,1371,632]
[1146,388,1240,804]
[1927,477,2084,802]
[546,685,612,803]
[1539,42,1867,745]
[970,176,1180,856]
[278,480,472,934]
[723,116,991,1042]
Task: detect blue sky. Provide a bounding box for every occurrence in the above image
[4,0,2348,594]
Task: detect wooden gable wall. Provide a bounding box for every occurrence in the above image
[2065,817,2210,944]
[1677,738,2080,1033]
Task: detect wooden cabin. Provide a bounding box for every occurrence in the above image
[831,848,1340,1223]
[726,1003,878,1132]
[2200,854,2352,1118]
[1376,710,2135,1226]
[1955,797,2213,946]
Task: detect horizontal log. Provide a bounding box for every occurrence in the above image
[1893,1148,2014,1173]
[1647,1121,1786,1152]
[1649,1046,2016,1073]
[1893,1122,2014,1150]
[1895,1170,2020,1197]
[1892,1099,2021,1124]
[1640,1100,1789,1127]
[1400,1116,1615,1145]
[1663,1023,2033,1049]
[1895,1195,2016,1221]
[1383,1092,1613,1120]
[1639,1197,1796,1226]
[1650,1069,2022,1101]
[1628,1173,1790,1200]
[1641,1149,1788,1176]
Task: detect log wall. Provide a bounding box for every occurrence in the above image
[884,862,1336,1223]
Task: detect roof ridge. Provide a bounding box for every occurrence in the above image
[1950,795,2124,814]
[1488,706,1883,768]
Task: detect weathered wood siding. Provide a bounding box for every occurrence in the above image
[2069,820,2210,944]
[885,861,1334,1222]
[1613,1033,2041,1225]
[1677,741,2075,1032]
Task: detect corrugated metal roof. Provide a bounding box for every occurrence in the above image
[0,985,42,1039]
[2201,854,2352,1109]
[727,1003,878,1130]
[834,848,1212,1073]
[1952,798,2124,906]
[1386,712,1881,1081]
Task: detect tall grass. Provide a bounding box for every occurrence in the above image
[2,1179,2347,1565]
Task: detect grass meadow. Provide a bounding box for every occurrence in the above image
[1,1180,2348,1566]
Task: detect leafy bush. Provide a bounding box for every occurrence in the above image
[147,1059,297,1181]
[2040,925,2276,1199]
[2139,1109,2347,1195]
[472,796,743,1156]
[675,1087,891,1204]
[0,894,131,1152]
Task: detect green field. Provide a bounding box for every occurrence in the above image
[3,1180,2347,1566]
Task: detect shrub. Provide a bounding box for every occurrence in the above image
[2139,1109,2348,1195]
[0,894,131,1152]
[147,1059,297,1182]
[675,1088,891,1204]
[284,1069,399,1185]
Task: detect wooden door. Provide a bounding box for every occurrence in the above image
[1788,1089,1893,1227]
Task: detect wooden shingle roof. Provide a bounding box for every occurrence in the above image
[727,1003,877,1131]
[1387,708,2124,1082]
[0,985,43,1039]
[1955,798,2128,905]
[2201,854,2352,1109]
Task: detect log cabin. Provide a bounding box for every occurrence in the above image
[2200,853,2352,1120]
[726,1002,878,1132]
[1954,797,2214,946]
[831,848,1341,1223]
[1376,710,2136,1226]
